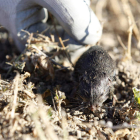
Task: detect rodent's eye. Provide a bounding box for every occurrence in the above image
[101,93,104,96]
[102,72,106,77]
[108,78,112,82]
[98,93,104,99]
[100,93,104,97]
[84,90,89,97]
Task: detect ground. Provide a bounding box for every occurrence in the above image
[0,0,140,139]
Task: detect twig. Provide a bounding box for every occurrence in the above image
[41,27,50,34]
[32,96,59,140]
[49,13,74,66]
[51,91,57,112]
[61,110,68,140]
[117,35,127,50]
[109,0,127,29]
[121,0,140,44]
[32,111,47,140]
[11,71,19,119]
[106,122,140,130]
[95,0,107,20]
[30,44,69,69]
[49,13,66,49]
[127,17,133,59]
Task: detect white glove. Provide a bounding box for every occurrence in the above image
[0,0,102,52]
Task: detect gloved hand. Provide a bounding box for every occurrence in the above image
[0,0,102,52]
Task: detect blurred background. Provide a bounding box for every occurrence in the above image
[91,0,140,62]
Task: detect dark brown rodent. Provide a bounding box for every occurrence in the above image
[73,46,116,111]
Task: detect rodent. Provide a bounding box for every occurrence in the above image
[73,46,116,111]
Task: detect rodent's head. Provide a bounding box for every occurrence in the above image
[78,69,115,111]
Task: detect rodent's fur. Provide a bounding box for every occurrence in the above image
[73,46,115,111]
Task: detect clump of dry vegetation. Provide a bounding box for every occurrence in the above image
[0,0,140,139]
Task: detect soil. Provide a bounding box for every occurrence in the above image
[0,0,140,139]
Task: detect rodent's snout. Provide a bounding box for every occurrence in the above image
[89,104,101,112]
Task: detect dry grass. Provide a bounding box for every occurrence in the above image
[0,0,140,139]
